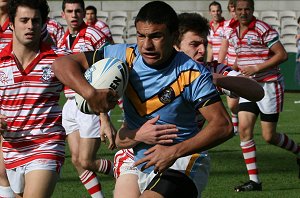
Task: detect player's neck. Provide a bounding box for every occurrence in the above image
[12,43,40,69]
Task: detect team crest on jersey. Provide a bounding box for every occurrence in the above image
[0,68,14,86]
[247,36,253,46]
[79,45,85,52]
[158,87,175,104]
[0,71,9,85]
[41,66,52,82]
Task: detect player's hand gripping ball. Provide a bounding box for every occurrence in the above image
[75,58,129,114]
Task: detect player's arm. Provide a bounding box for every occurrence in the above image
[52,52,118,114]
[115,116,178,149]
[206,43,213,62]
[134,97,234,173]
[213,73,264,101]
[217,38,229,64]
[239,41,288,76]
[0,114,7,136]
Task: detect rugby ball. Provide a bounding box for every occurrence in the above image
[75,57,129,114]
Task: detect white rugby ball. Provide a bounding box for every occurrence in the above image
[75,57,129,114]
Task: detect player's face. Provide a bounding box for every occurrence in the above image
[85,9,96,23]
[62,3,85,33]
[177,31,206,64]
[209,5,222,22]
[10,6,42,48]
[228,4,236,19]
[136,21,175,67]
[235,0,254,26]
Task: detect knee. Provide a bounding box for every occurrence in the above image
[79,158,93,170]
[71,155,81,168]
[262,132,276,144]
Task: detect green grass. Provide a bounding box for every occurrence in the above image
[53,93,300,197]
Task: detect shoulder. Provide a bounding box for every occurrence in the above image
[51,46,73,56]
[254,19,277,35]
[86,26,105,37]
[95,20,109,28]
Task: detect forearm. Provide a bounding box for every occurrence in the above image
[52,54,93,99]
[217,39,228,64]
[171,103,233,158]
[116,124,140,149]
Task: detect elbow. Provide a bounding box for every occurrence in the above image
[283,53,288,62]
[221,119,234,140]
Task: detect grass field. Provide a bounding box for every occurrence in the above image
[53,93,300,198]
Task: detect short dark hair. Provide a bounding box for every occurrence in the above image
[209,1,222,12]
[175,12,210,47]
[298,16,300,24]
[234,0,254,11]
[8,0,49,25]
[135,1,178,34]
[86,5,97,15]
[62,0,85,11]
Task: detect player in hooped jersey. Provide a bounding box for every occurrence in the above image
[217,0,240,135]
[52,1,234,198]
[0,0,55,197]
[206,1,226,63]
[230,0,300,192]
[85,5,114,44]
[46,17,65,46]
[57,0,115,197]
[0,0,67,193]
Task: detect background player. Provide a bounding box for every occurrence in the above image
[206,1,226,63]
[85,5,113,43]
[58,0,115,197]
[229,0,300,192]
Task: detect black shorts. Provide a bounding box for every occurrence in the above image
[144,169,198,198]
[239,102,279,122]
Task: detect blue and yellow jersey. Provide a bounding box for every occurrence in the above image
[102,44,219,172]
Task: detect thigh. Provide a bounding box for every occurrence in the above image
[226,96,239,113]
[23,169,58,198]
[67,131,80,158]
[0,137,9,186]
[79,137,101,161]
[114,174,140,198]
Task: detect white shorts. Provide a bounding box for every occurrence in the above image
[114,149,138,179]
[239,80,284,114]
[62,98,100,138]
[113,149,210,198]
[6,159,62,194]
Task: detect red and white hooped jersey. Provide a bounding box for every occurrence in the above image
[57,22,107,98]
[0,42,71,169]
[0,18,12,52]
[87,20,113,43]
[46,17,65,46]
[227,17,281,82]
[208,18,226,61]
[222,18,237,67]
